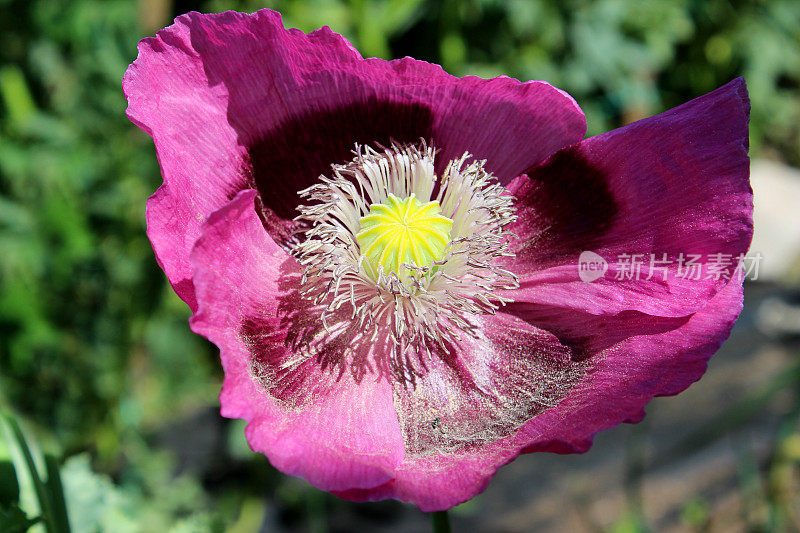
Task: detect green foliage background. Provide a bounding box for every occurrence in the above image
[0,0,798,530]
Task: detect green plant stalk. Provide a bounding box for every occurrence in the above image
[1,413,71,533]
[431,510,451,533]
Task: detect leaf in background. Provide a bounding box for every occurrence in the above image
[0,503,40,533]
[0,459,21,507]
[0,65,36,129]
[59,454,134,533]
[0,412,71,533]
[43,457,70,533]
[1,412,53,532]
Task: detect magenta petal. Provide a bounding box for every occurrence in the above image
[505,78,752,317]
[189,190,404,491]
[331,312,581,510]
[393,313,579,458]
[124,9,585,307]
[514,273,745,456]
[189,191,582,509]
[145,184,199,309]
[356,274,743,510]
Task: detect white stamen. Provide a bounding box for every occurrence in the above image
[291,141,518,383]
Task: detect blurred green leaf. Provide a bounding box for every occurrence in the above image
[0,461,20,506]
[0,65,36,127]
[1,412,70,533]
[43,457,70,533]
[0,503,40,533]
[680,498,710,531]
[609,510,647,533]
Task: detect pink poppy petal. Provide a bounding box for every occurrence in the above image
[124,9,585,308]
[337,273,743,510]
[504,78,752,317]
[327,312,579,509]
[189,189,405,491]
[397,313,580,456]
[514,273,744,455]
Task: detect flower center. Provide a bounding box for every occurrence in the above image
[356,194,453,280]
[292,142,518,382]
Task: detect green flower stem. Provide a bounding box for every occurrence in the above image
[431,510,451,533]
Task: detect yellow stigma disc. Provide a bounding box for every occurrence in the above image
[356,194,453,279]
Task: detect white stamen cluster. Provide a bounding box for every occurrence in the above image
[292,142,518,381]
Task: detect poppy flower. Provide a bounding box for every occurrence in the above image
[123,9,752,511]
